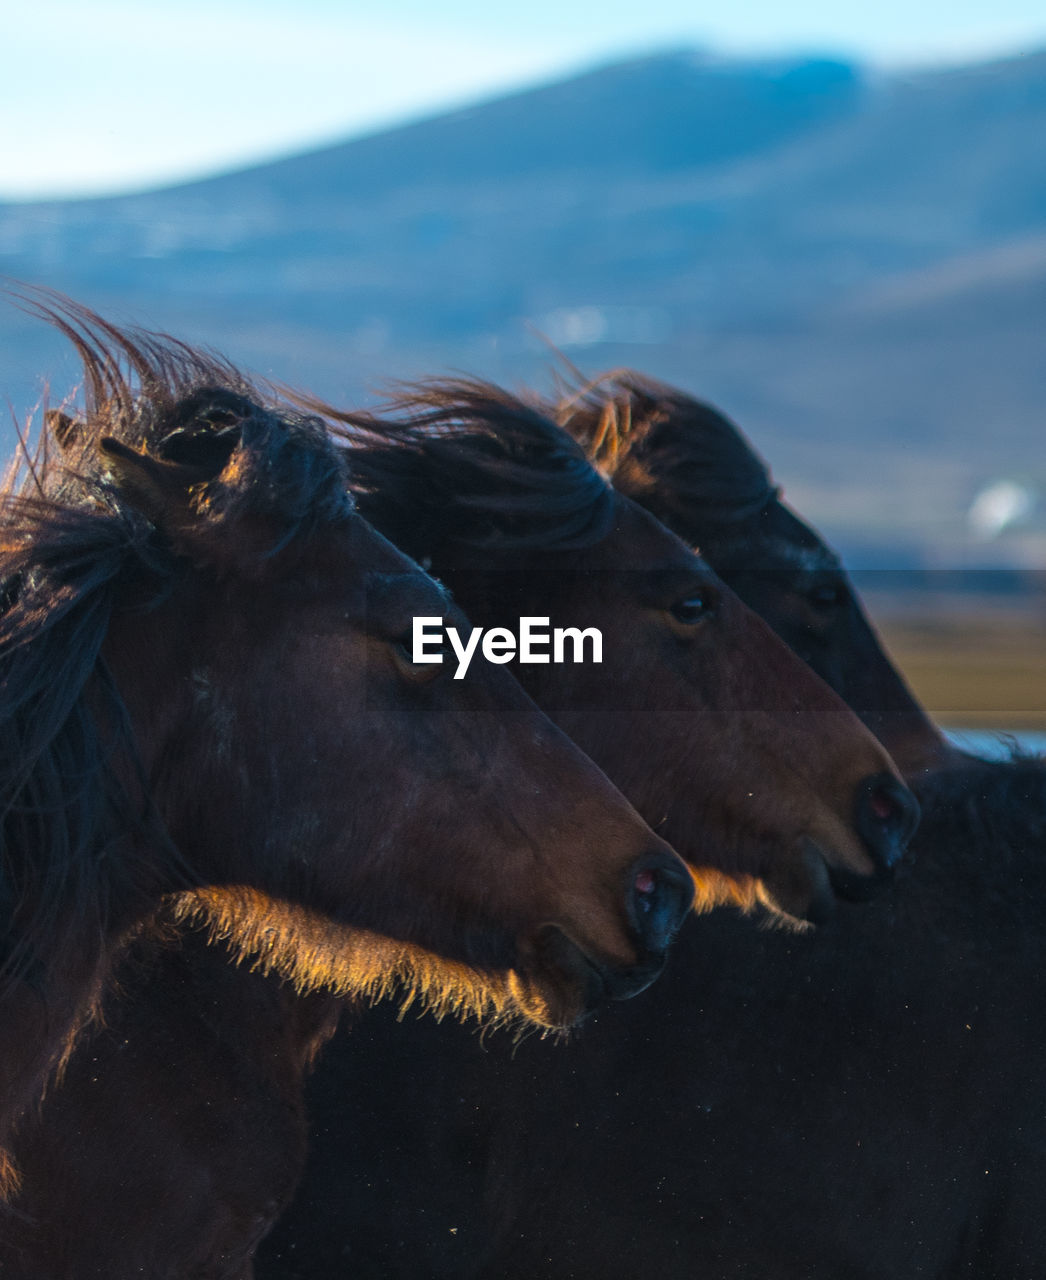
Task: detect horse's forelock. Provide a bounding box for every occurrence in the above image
[556,372,776,528]
[8,291,354,555]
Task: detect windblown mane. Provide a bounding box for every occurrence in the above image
[0,289,351,1000]
[300,380,616,563]
[552,371,776,532]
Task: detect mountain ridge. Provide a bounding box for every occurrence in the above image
[1,43,1044,566]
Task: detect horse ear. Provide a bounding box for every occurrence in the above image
[98,436,199,529]
[99,434,263,573]
[46,409,81,451]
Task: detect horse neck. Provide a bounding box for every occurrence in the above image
[0,798,186,1141]
[0,598,196,1172]
[149,924,345,1071]
[4,929,344,1268]
[0,929,118,1198]
[913,754,1046,897]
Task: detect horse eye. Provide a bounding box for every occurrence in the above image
[390,633,443,683]
[670,595,709,625]
[393,633,426,662]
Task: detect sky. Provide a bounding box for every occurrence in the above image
[5,0,1046,201]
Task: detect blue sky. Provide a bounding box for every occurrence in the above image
[6,0,1046,200]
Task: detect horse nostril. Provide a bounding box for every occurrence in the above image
[634,869,657,901]
[856,773,921,874]
[628,854,694,953]
[869,786,898,822]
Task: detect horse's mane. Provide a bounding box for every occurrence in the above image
[552,370,776,531]
[297,379,616,563]
[0,289,352,998]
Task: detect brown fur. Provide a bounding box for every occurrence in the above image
[2,354,912,1277]
[0,294,677,1199]
[324,379,916,919]
[553,370,952,777]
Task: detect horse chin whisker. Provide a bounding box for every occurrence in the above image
[753,843,843,928]
[0,1148,22,1201]
[753,890,815,935]
[686,866,761,915]
[167,887,540,1036]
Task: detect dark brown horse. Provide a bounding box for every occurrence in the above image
[260,376,1042,1279]
[327,380,918,921]
[0,300,691,1204]
[5,371,916,1277]
[553,370,955,780]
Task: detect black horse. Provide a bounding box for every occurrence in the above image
[257,375,1045,1279]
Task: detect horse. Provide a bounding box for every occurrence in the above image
[0,296,693,1213]
[4,368,917,1276]
[552,370,956,780]
[326,379,918,921]
[257,375,1042,1278]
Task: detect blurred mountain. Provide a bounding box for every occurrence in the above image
[180,51,865,193]
[1,46,1044,566]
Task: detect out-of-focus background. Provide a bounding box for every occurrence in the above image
[3,1,1045,731]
